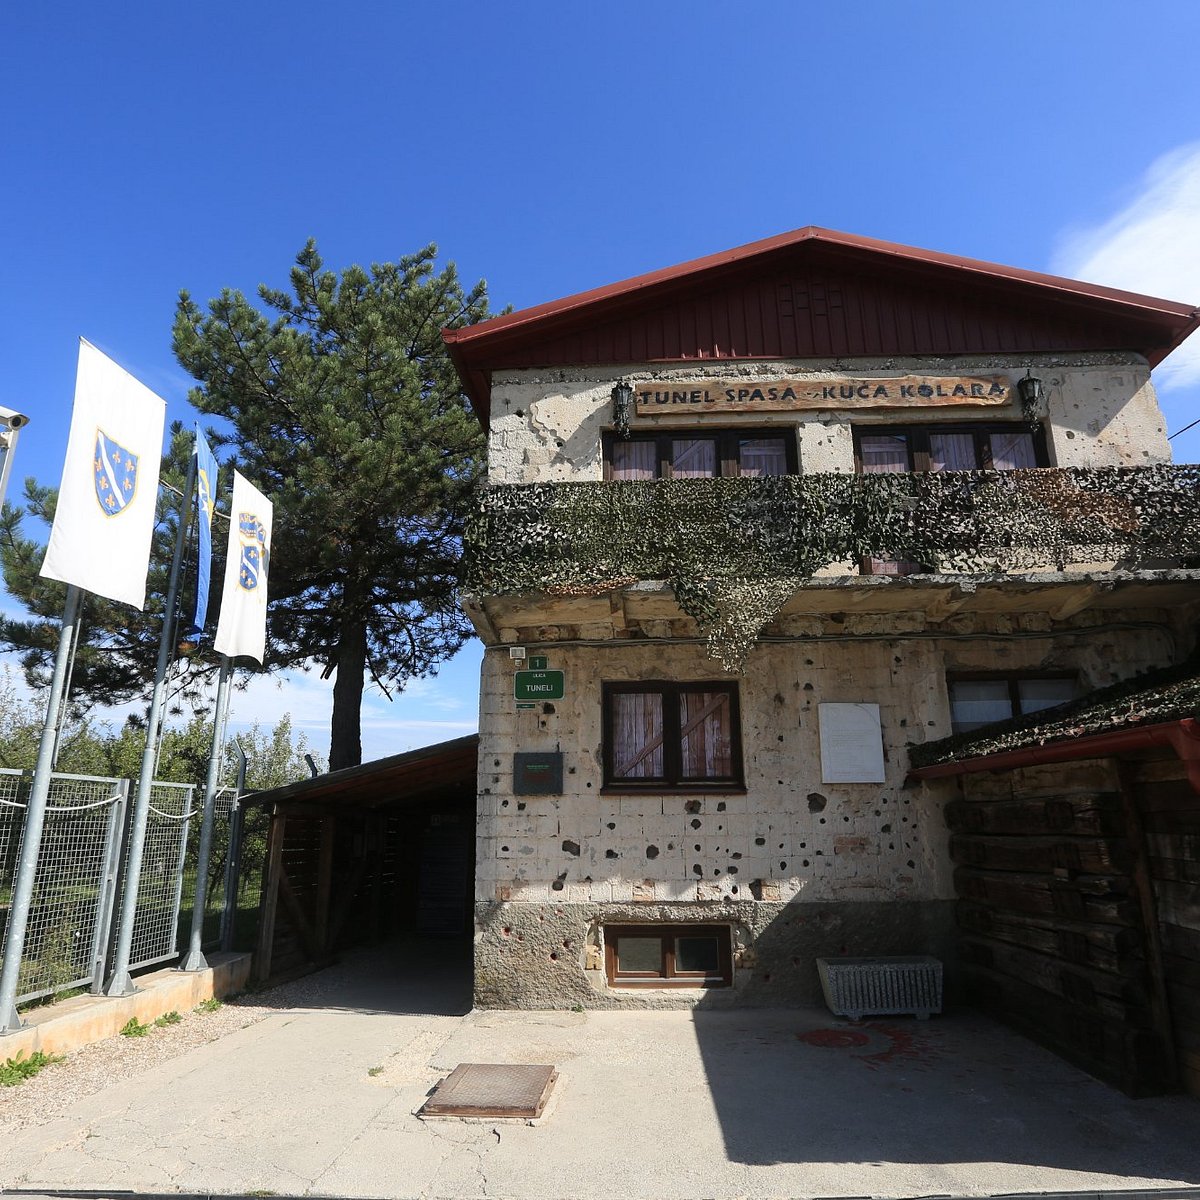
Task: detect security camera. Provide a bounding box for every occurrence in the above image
[0,408,29,430]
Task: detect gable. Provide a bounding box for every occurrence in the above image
[446,227,1199,425]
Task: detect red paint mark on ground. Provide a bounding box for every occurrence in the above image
[797,1022,940,1071]
[797,1028,871,1049]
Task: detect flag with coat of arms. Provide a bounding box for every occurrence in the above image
[213,470,272,665]
[40,339,167,609]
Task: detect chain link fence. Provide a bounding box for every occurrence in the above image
[1,770,247,1011]
[0,770,128,1004]
[125,782,196,972]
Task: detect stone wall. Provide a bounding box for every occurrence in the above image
[485,353,1166,485]
[473,617,1176,1007]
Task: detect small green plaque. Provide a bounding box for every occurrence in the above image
[514,669,565,701]
[528,655,549,671]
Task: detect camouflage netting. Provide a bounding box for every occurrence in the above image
[463,466,1200,672]
[907,655,1200,770]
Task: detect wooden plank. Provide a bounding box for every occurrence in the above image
[960,936,1152,1020]
[946,794,1123,837]
[253,810,287,986]
[1162,921,1200,964]
[956,901,1139,972]
[950,833,1131,875]
[315,815,337,955]
[1116,761,1178,1086]
[1155,880,1200,931]
[962,963,1174,1095]
[277,869,320,960]
[953,867,1136,925]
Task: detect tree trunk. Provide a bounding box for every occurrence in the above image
[328,613,367,771]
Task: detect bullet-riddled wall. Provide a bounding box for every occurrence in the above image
[471,350,1180,1008]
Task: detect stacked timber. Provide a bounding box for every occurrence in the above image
[946,760,1173,1094]
[1128,753,1200,1097]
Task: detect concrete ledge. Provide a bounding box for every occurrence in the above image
[1,952,252,1061]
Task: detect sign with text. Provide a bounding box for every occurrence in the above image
[514,669,565,701]
[634,375,1012,414]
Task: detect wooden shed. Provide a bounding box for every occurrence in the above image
[247,735,478,986]
[909,666,1200,1096]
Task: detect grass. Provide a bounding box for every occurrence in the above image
[120,1017,150,1038]
[194,997,222,1013]
[154,1010,182,1027]
[0,1049,64,1087]
[367,1065,383,1077]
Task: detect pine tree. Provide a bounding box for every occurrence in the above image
[172,242,491,769]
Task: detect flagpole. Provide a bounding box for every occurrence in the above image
[50,599,83,770]
[179,655,234,972]
[0,584,83,1034]
[105,454,197,996]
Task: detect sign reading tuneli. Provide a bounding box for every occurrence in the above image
[514,669,565,701]
[634,375,1012,414]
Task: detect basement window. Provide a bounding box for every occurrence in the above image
[605,924,732,988]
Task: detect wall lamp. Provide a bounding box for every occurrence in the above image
[611,381,634,439]
[1017,372,1045,421]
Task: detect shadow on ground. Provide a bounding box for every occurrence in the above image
[227,934,473,1017]
[692,1004,1200,1180]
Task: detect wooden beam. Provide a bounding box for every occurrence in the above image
[253,810,286,986]
[278,869,320,961]
[315,815,337,954]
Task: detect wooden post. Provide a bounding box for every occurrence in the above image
[1116,760,1178,1089]
[315,814,336,955]
[253,808,287,986]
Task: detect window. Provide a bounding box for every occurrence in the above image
[603,429,796,480]
[854,423,1048,574]
[948,674,1078,734]
[603,681,743,790]
[605,924,733,988]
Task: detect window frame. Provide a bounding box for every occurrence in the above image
[601,428,798,480]
[851,422,1049,474]
[946,671,1078,734]
[602,680,744,793]
[604,923,733,989]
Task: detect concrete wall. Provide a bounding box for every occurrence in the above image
[486,352,1167,485]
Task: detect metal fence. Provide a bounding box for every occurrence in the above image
[126,781,196,973]
[0,770,247,1013]
[0,769,128,1004]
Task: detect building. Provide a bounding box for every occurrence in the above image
[444,227,1200,1024]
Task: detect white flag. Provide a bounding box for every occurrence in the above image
[40,340,167,609]
[214,471,272,665]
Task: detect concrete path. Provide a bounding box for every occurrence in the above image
[3,939,1199,1199]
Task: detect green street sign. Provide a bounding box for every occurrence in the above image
[514,669,565,701]
[528,655,549,671]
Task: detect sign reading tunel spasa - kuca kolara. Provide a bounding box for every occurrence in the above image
[633,375,1013,414]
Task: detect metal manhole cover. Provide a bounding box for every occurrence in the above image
[420,1062,558,1118]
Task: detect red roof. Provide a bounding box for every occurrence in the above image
[444,226,1200,426]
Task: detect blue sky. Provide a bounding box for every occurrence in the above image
[3,1,1200,763]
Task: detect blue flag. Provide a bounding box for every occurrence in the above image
[184,426,218,640]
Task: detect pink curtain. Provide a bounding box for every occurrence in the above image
[611,441,657,481]
[671,439,718,478]
[928,433,978,472]
[612,693,664,778]
[990,431,1037,470]
[859,434,910,473]
[738,438,788,477]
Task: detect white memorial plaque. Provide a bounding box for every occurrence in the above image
[818,703,887,783]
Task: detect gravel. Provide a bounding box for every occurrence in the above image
[0,968,346,1134]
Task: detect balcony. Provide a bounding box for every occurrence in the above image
[462,467,1200,667]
